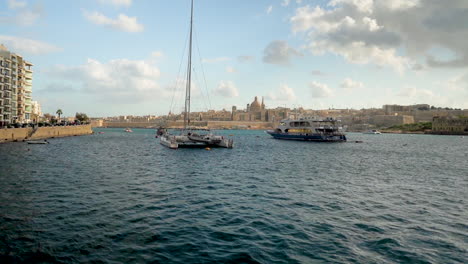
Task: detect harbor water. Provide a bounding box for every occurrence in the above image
[0,129,467,263]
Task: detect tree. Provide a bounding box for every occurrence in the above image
[75,112,89,122]
[56,109,63,120]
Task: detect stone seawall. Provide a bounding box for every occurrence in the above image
[0,125,93,143]
[0,127,31,142]
[29,125,93,140]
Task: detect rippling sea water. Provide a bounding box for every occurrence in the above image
[0,128,467,263]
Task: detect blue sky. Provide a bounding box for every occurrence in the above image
[1,0,467,117]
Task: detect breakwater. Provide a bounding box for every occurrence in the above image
[0,125,93,143]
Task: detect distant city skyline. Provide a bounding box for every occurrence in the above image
[1,0,467,116]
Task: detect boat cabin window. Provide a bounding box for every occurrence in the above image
[290,121,310,127]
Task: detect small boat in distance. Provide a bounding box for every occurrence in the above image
[124,128,133,133]
[266,117,347,142]
[363,129,381,134]
[26,140,49,144]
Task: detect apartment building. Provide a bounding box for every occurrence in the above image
[0,44,33,126]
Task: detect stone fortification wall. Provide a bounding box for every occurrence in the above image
[29,125,93,140]
[206,121,274,129]
[0,125,93,143]
[369,115,414,127]
[103,121,274,129]
[0,127,31,142]
[103,122,160,128]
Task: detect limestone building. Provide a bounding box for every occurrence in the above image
[0,44,33,126]
[432,116,468,134]
[231,96,288,122]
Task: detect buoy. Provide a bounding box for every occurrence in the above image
[205,147,211,151]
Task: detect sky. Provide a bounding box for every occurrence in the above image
[1,0,467,117]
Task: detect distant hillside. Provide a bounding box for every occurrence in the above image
[382,122,432,133]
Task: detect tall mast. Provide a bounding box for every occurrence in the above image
[184,0,194,129]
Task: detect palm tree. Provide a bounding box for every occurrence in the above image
[56,109,63,121]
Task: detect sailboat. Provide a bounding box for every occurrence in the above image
[160,0,233,149]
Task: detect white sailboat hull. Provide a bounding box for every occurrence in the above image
[159,135,179,149]
[160,134,233,149]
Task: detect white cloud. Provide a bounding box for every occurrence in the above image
[97,0,132,7]
[238,55,255,63]
[8,0,26,9]
[214,81,239,98]
[290,0,468,71]
[46,58,161,102]
[282,0,291,7]
[266,5,273,14]
[0,35,61,55]
[310,81,334,98]
[446,72,468,93]
[226,66,236,73]
[311,70,326,76]
[340,78,363,90]
[151,51,163,58]
[397,86,434,98]
[266,84,297,101]
[147,51,164,64]
[1,1,44,26]
[263,40,302,66]
[202,57,231,63]
[16,9,43,26]
[83,10,144,32]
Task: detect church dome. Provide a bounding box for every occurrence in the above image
[250,96,261,111]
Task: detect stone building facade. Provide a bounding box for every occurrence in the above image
[432,116,468,134]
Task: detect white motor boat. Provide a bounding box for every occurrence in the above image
[363,129,381,134]
[266,117,347,142]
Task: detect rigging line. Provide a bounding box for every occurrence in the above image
[193,24,212,111]
[169,9,191,116]
[192,67,210,112]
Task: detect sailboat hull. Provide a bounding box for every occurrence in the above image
[160,134,233,149]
